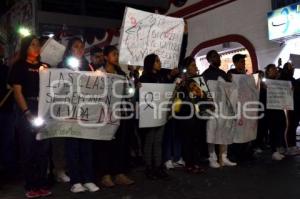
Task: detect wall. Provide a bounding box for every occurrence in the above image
[183,0,284,69]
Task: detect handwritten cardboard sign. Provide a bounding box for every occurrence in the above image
[266,79,294,110]
[37,69,125,140]
[139,83,175,128]
[119,7,184,69]
[40,38,66,67]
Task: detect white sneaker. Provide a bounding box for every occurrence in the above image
[165,160,175,170]
[272,152,283,161]
[56,171,70,183]
[254,148,263,154]
[83,183,100,192]
[209,158,220,168]
[71,183,87,193]
[173,158,186,168]
[222,156,237,167]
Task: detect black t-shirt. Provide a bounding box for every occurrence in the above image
[10,60,49,98]
[202,65,229,82]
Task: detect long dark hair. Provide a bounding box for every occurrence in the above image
[18,35,40,62]
[103,45,125,76]
[62,37,83,60]
[143,53,158,75]
[60,37,89,69]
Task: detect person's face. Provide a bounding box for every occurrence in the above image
[235,58,246,72]
[209,52,221,67]
[266,66,279,79]
[153,56,161,71]
[71,40,85,58]
[105,49,119,65]
[27,38,41,58]
[189,82,203,97]
[187,61,198,76]
[91,52,104,65]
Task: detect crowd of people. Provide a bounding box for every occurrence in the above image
[0,29,300,199]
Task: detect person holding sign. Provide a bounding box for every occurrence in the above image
[58,38,100,193]
[139,53,171,180]
[202,50,236,168]
[96,45,135,188]
[262,64,286,161]
[9,35,52,198]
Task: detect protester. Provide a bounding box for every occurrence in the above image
[10,35,52,198]
[280,62,300,155]
[262,64,286,161]
[139,53,171,179]
[58,37,100,193]
[96,45,134,187]
[90,46,104,70]
[202,50,237,168]
[227,54,255,163]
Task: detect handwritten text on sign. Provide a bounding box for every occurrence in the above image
[119,7,184,69]
[139,83,175,128]
[266,79,294,110]
[37,69,125,140]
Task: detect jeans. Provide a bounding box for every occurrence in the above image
[18,100,50,190]
[65,138,94,185]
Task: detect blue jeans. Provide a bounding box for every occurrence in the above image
[163,119,182,162]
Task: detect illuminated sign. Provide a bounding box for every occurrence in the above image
[268,4,300,40]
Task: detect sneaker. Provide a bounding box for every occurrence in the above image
[83,183,100,192]
[285,147,300,156]
[114,174,135,185]
[272,152,283,161]
[56,171,70,183]
[70,183,87,193]
[222,155,237,167]
[164,160,175,170]
[254,148,263,154]
[38,188,52,197]
[173,158,186,168]
[209,158,220,168]
[25,190,40,198]
[101,175,115,188]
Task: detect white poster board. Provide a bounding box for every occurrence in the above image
[266,79,294,110]
[232,75,259,143]
[40,38,66,67]
[139,83,175,128]
[119,7,184,69]
[37,69,125,140]
[206,79,237,145]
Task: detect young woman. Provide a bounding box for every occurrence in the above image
[10,35,52,198]
[96,45,134,187]
[139,53,170,180]
[58,37,100,193]
[262,64,286,160]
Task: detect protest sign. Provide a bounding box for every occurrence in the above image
[206,79,237,145]
[37,69,125,140]
[40,38,66,67]
[139,83,175,128]
[232,75,259,143]
[266,79,294,110]
[119,7,184,69]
